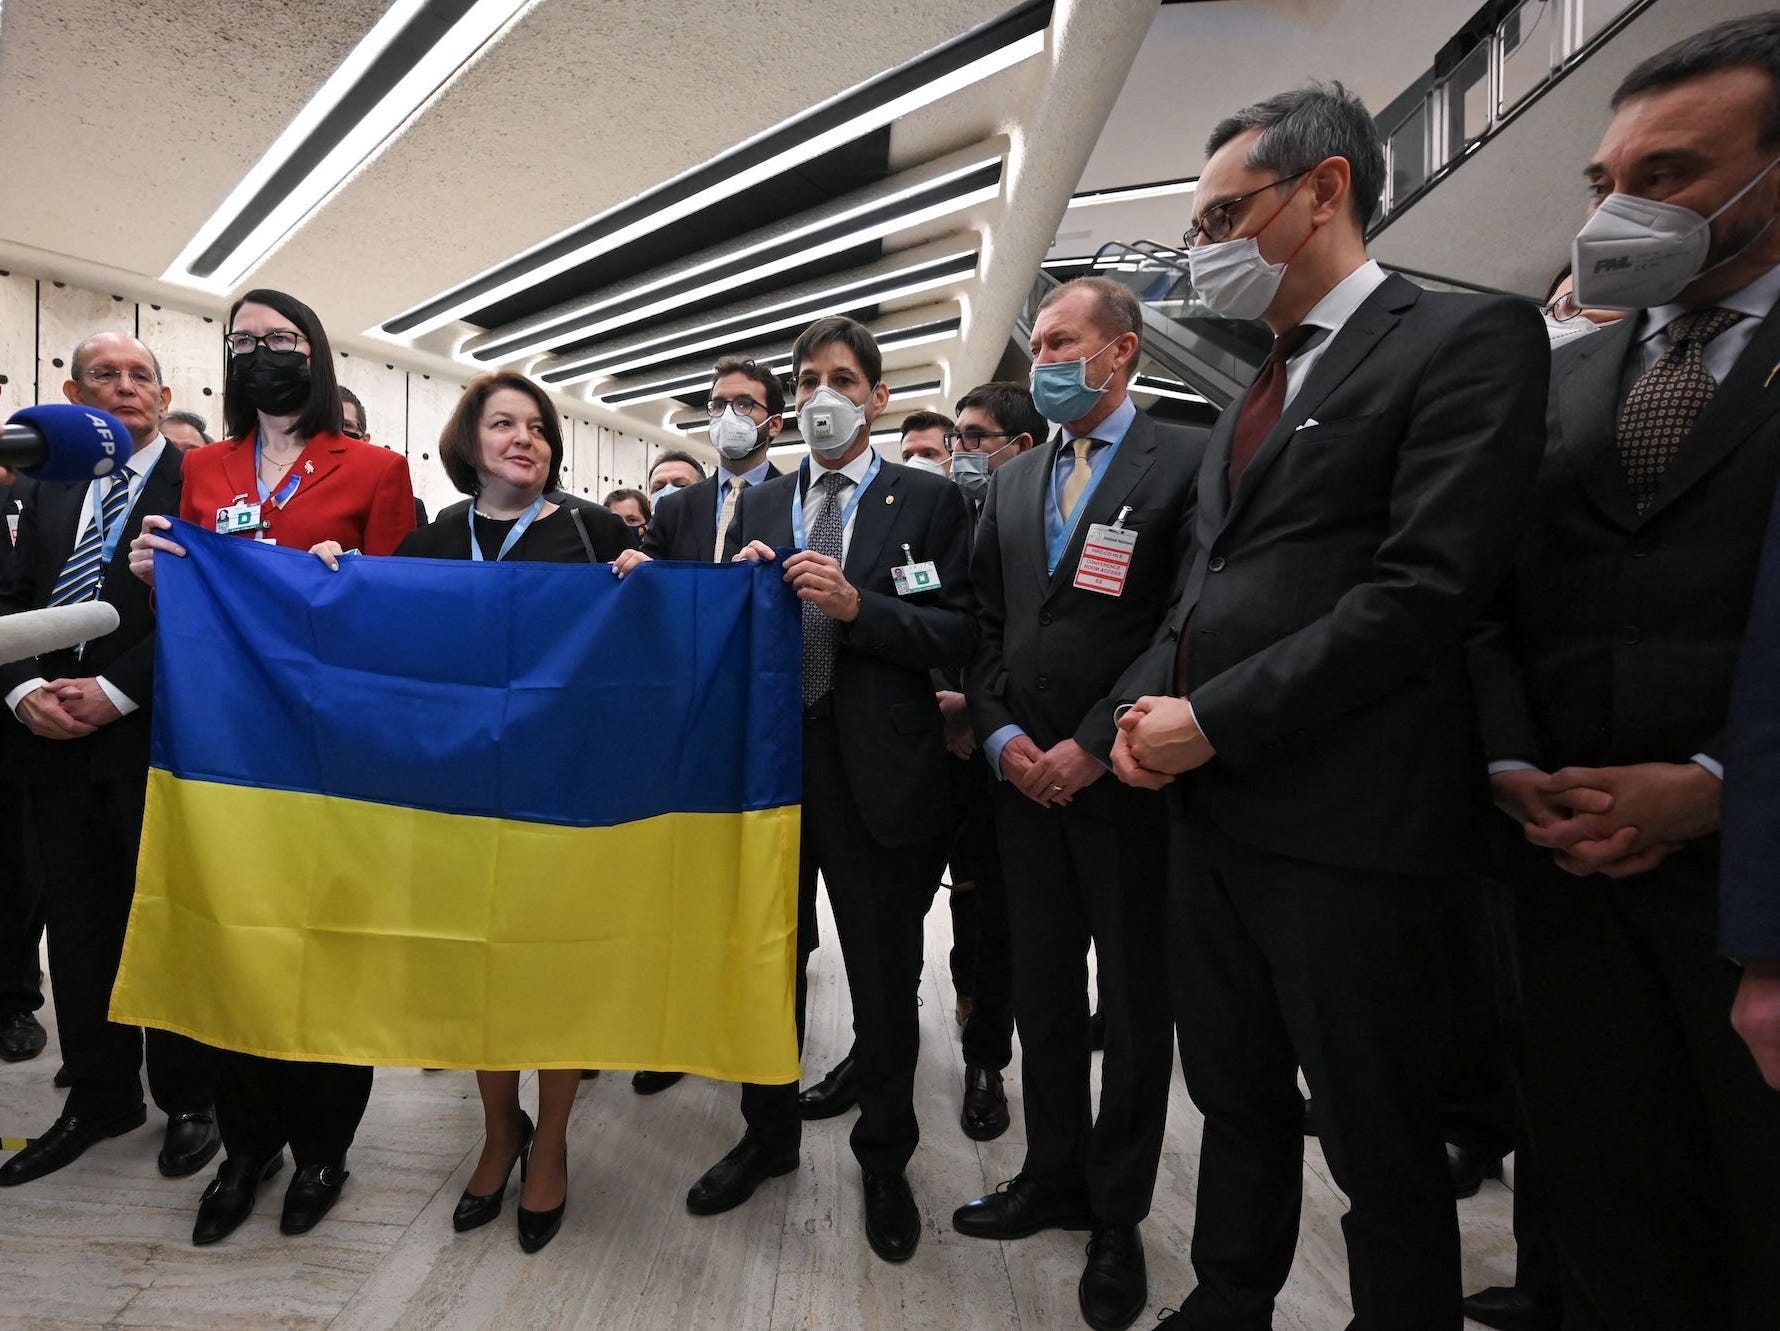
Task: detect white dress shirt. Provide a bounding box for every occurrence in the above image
[801,443,880,565]
[1283,259,1390,406]
[6,436,168,718]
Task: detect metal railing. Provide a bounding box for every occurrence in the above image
[1376,0,1651,228]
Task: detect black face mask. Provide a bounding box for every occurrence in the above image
[228,347,312,415]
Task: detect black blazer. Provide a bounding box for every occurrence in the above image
[0,444,185,785]
[1115,273,1549,876]
[1723,478,1780,961]
[725,457,975,848]
[970,406,1207,764]
[1471,296,1780,901]
[410,496,632,561]
[643,462,784,563]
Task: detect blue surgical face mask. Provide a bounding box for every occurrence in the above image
[652,482,684,503]
[1030,339,1118,424]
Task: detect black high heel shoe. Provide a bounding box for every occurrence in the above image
[517,1159,566,1254]
[452,1111,534,1233]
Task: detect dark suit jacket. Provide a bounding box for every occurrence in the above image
[726,456,975,848]
[1115,273,1549,876]
[1471,297,1780,902]
[1723,479,1780,961]
[970,406,1207,765]
[0,444,185,784]
[643,462,784,563]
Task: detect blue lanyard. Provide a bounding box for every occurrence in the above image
[469,496,547,562]
[791,451,881,549]
[92,471,135,567]
[254,440,303,508]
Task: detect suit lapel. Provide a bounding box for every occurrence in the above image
[38,481,86,580]
[220,437,258,507]
[843,462,901,581]
[1640,297,1780,523]
[1196,402,1240,544]
[109,445,182,584]
[1044,413,1159,598]
[1554,316,1641,530]
[291,436,348,501]
[1219,275,1415,535]
[1011,438,1057,600]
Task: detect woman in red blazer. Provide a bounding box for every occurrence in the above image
[129,288,414,1249]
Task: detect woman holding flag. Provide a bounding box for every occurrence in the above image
[128,288,416,1246]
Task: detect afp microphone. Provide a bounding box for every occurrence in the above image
[0,602,122,666]
[1,403,135,484]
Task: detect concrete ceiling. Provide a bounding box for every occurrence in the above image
[0,0,1160,450]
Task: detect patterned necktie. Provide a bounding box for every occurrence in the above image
[1060,437,1096,520]
[1228,324,1318,495]
[801,471,849,705]
[49,468,133,606]
[713,474,746,563]
[1617,307,1745,511]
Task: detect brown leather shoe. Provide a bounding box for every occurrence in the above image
[960,1065,1009,1141]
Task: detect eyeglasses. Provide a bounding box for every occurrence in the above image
[341,425,365,440]
[1541,292,1583,323]
[706,395,772,417]
[225,330,306,356]
[943,430,1013,452]
[81,367,160,387]
[1182,171,1309,247]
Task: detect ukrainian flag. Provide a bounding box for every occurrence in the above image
[110,521,802,1083]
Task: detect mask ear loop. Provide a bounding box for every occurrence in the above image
[1084,335,1131,393]
[1249,167,1322,267]
[1689,152,1780,284]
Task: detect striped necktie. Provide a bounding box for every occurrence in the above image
[49,468,133,606]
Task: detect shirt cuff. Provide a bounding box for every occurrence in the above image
[1487,759,1539,775]
[96,676,138,717]
[1690,752,1724,781]
[6,678,47,719]
[983,724,1026,781]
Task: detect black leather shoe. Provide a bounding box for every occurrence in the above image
[0,1104,147,1186]
[1461,1285,1562,1331]
[686,1137,798,1215]
[517,1165,566,1255]
[798,1055,858,1120]
[579,1069,600,1080]
[960,1065,1010,1141]
[1080,1223,1147,1331]
[192,1152,284,1245]
[0,1010,46,1061]
[1089,1008,1107,1051]
[631,1070,684,1095]
[953,1173,1094,1239]
[158,1111,221,1178]
[863,1170,920,1262]
[453,1112,533,1233]
[53,1064,71,1088]
[1446,1141,1504,1199]
[280,1163,349,1235]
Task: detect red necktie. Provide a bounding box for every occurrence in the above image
[1227,324,1318,495]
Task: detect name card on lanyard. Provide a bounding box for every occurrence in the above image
[468,495,548,562]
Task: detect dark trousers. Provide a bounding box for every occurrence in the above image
[1511,868,1780,1331]
[215,1051,373,1168]
[0,789,44,1014]
[28,781,211,1117]
[739,716,937,1175]
[947,756,1014,1071]
[1437,877,1513,1158]
[1171,812,1458,1331]
[997,779,1173,1224]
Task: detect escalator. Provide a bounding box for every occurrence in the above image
[1015,240,1517,420]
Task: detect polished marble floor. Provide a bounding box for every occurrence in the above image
[0,891,1515,1329]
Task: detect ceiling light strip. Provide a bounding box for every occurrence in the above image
[164,0,537,294]
[380,0,1051,338]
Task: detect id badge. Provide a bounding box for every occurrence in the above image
[5,511,17,545]
[892,560,941,596]
[216,500,263,535]
[1075,522,1138,597]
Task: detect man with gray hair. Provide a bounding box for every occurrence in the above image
[1111,83,1548,1326]
[0,330,217,1190]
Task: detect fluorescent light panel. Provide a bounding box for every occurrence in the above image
[379,1,1049,339]
[165,0,537,294]
[471,156,1001,363]
[673,378,943,432]
[1068,178,1197,208]
[545,253,975,384]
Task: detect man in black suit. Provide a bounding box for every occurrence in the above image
[0,332,217,1186]
[0,384,49,1064]
[952,279,1206,1331]
[1112,85,1548,1327]
[1469,22,1780,1326]
[684,314,973,1264]
[636,355,785,565]
[1725,480,1780,1093]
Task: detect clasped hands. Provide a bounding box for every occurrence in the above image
[1490,762,1721,879]
[17,677,120,739]
[1109,696,1215,791]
